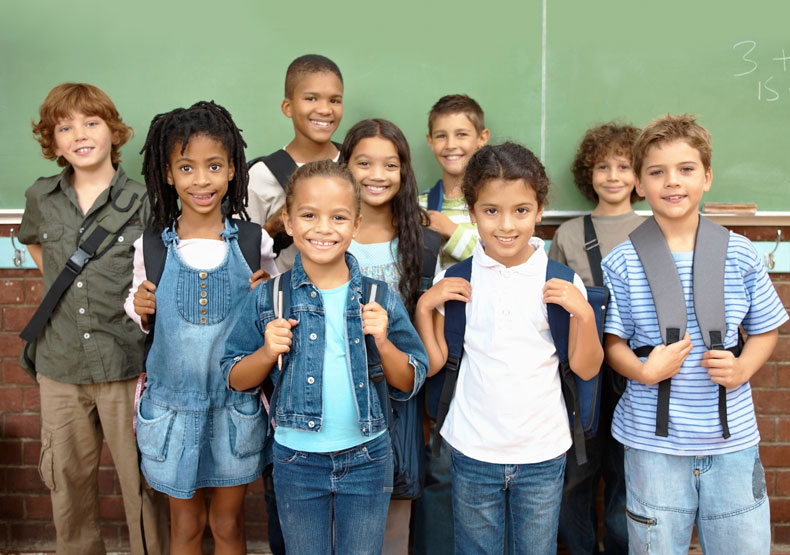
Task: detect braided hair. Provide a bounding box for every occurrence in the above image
[141,100,249,231]
[339,119,427,317]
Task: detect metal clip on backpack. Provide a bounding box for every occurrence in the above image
[426,256,607,466]
[629,215,739,439]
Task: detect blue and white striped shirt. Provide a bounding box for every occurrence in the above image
[602,232,788,455]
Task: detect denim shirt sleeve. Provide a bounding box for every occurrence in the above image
[384,288,428,401]
[221,283,273,392]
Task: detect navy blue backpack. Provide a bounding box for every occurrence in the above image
[426,256,608,465]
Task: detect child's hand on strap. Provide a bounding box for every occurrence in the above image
[702,349,747,389]
[426,210,458,239]
[249,269,272,290]
[133,280,157,331]
[362,301,389,348]
[263,318,298,363]
[543,278,594,323]
[417,277,471,315]
[640,333,692,386]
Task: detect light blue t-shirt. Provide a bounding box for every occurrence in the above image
[602,232,788,455]
[276,281,385,452]
[349,239,400,295]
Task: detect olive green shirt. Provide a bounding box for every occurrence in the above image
[18,166,150,384]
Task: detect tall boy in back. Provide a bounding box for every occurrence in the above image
[414,95,489,555]
[602,114,788,554]
[419,94,489,270]
[549,122,641,554]
[245,53,343,554]
[246,54,344,272]
[18,83,167,555]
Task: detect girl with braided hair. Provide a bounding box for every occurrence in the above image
[124,100,277,554]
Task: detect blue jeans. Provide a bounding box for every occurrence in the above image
[451,447,566,555]
[272,433,392,555]
[624,445,769,555]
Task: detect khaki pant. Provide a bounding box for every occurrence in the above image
[37,374,169,555]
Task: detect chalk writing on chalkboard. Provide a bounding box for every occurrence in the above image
[733,40,789,102]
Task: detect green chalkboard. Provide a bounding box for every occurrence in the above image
[1,0,788,212]
[544,0,790,212]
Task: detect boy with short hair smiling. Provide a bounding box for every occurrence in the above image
[602,114,788,553]
[246,54,344,272]
[18,82,167,554]
[419,94,489,269]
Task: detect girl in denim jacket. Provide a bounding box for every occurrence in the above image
[127,101,277,554]
[223,160,428,555]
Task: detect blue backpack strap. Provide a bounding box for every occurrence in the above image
[426,180,444,212]
[546,259,591,465]
[429,256,472,457]
[264,270,292,434]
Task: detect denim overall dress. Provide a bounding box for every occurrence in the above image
[135,220,266,498]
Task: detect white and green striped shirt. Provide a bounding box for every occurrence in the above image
[418,191,479,270]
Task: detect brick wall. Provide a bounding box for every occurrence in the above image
[1,226,789,552]
[0,266,271,552]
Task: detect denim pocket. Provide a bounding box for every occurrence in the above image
[752,453,767,500]
[273,442,302,464]
[136,398,176,462]
[360,434,390,463]
[626,509,656,526]
[228,401,266,459]
[38,430,55,491]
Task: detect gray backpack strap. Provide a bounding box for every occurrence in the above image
[692,216,731,439]
[630,215,732,439]
[629,216,685,437]
[693,217,729,350]
[630,217,687,345]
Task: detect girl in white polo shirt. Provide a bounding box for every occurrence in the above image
[415,142,603,555]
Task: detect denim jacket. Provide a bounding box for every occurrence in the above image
[222,252,427,436]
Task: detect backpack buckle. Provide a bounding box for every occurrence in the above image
[584,237,599,252]
[66,247,93,274]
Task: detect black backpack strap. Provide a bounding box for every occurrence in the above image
[583,214,604,287]
[140,227,168,363]
[20,226,109,342]
[230,218,262,272]
[361,279,393,431]
[265,271,292,431]
[19,186,144,344]
[142,228,167,287]
[252,149,298,190]
[250,142,341,188]
[252,150,297,255]
[421,229,442,293]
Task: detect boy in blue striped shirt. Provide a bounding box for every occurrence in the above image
[601,114,787,554]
